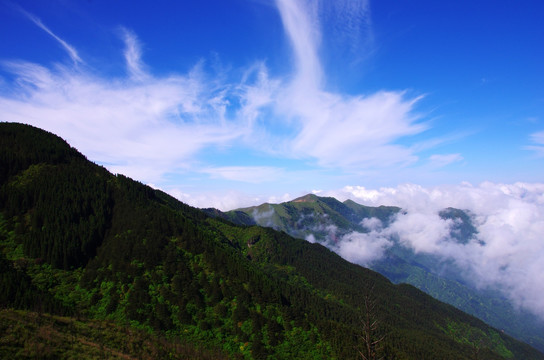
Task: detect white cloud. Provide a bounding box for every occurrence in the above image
[531,131,544,144]
[388,212,455,253]
[525,130,544,157]
[119,27,149,82]
[166,188,294,212]
[169,189,258,211]
[1,0,433,187]
[428,153,463,167]
[324,182,544,320]
[251,205,277,228]
[336,230,392,266]
[525,145,544,157]
[201,166,285,183]
[19,8,83,65]
[275,0,322,88]
[238,63,278,127]
[305,233,317,243]
[0,38,243,184]
[361,216,382,231]
[273,0,426,169]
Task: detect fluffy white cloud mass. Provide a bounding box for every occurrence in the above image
[325,182,544,320]
[336,229,392,265]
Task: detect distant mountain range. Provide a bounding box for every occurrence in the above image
[207,193,544,352]
[1,122,543,359]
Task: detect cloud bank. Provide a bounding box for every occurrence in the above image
[323,182,544,321]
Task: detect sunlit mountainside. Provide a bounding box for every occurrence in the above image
[211,193,544,352]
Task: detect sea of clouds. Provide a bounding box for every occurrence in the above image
[320,182,544,321]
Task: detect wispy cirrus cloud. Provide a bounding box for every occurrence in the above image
[273,0,427,169]
[201,166,285,184]
[18,7,83,65]
[318,0,373,64]
[0,32,242,183]
[532,131,544,144]
[119,27,149,82]
[2,1,431,187]
[428,153,463,167]
[525,130,544,157]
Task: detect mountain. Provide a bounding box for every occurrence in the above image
[224,193,544,352]
[231,193,399,241]
[1,122,543,359]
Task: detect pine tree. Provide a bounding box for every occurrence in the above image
[356,286,384,360]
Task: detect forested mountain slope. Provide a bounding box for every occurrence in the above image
[1,122,542,359]
[225,194,544,352]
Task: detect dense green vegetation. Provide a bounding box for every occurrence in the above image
[0,309,227,359]
[229,192,544,353]
[1,122,543,359]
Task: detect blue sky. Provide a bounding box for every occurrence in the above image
[1,0,543,209]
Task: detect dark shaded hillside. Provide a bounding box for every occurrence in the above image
[202,208,257,226]
[1,122,542,359]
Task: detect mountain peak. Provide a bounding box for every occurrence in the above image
[292,193,319,203]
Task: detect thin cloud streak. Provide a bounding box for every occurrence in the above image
[18,7,83,65]
[428,153,463,167]
[531,131,544,144]
[201,166,285,184]
[119,27,149,82]
[525,130,544,157]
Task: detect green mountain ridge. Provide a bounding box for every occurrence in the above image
[221,190,544,353]
[1,122,543,359]
[221,194,400,244]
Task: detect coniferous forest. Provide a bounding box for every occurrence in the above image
[1,122,543,359]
